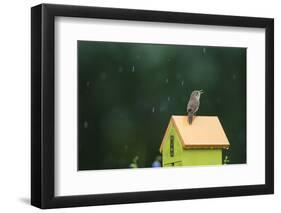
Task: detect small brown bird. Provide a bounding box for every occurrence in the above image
[187,90,203,124]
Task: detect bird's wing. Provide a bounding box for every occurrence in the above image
[187,99,199,112]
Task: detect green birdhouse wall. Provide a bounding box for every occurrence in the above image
[160,116,230,167]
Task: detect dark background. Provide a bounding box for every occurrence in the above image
[78,41,246,170]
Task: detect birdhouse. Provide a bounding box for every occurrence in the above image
[159,116,230,167]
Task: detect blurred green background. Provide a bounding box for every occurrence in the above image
[78,41,246,170]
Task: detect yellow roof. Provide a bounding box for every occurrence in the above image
[160,116,230,152]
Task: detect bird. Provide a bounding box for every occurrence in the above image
[187,90,203,124]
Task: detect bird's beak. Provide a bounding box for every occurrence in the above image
[200,90,204,94]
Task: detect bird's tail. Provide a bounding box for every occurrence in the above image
[188,111,193,125]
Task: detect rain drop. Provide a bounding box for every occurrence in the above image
[152,107,155,113]
[83,121,88,129]
[132,65,135,72]
[166,78,169,84]
[181,81,184,86]
[86,81,91,87]
[167,97,170,101]
[203,47,206,54]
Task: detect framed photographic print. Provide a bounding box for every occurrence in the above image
[31,3,274,209]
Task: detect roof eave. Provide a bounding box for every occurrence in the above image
[183,144,230,149]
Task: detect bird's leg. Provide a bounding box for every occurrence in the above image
[193,112,196,121]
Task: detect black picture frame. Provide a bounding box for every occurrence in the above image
[31,3,274,209]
